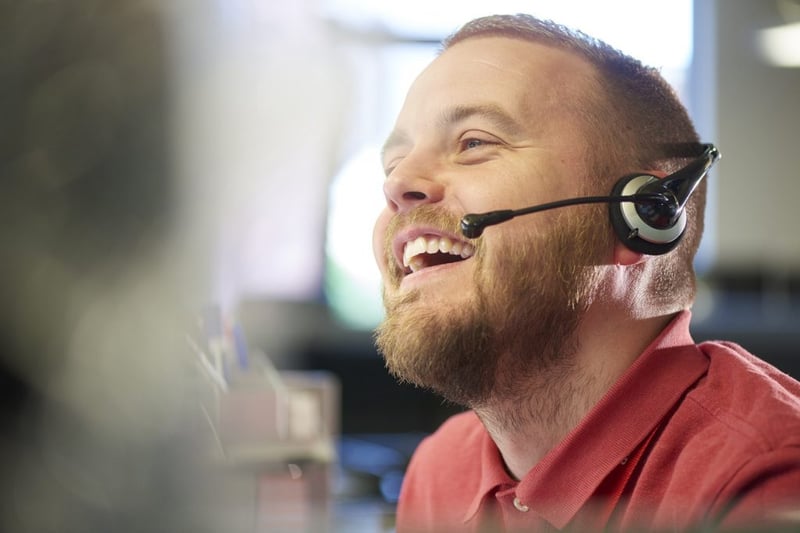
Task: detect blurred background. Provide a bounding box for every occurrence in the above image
[1,0,798,531]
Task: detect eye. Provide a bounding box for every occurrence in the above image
[463,138,485,150]
[455,131,503,165]
[460,137,492,151]
[458,130,502,153]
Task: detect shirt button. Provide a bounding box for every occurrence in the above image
[513,497,530,512]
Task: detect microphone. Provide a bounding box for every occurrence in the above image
[459,143,720,255]
[460,193,671,239]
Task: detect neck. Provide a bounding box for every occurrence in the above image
[474,308,675,480]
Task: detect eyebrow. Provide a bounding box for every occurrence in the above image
[380,103,525,162]
[437,103,525,138]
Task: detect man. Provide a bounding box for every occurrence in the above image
[372,14,800,532]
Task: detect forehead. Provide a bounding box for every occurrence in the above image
[396,36,596,134]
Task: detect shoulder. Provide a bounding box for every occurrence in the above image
[620,340,800,528]
[670,341,800,522]
[649,339,800,485]
[396,411,487,531]
[690,340,800,450]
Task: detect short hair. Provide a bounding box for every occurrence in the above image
[443,14,704,308]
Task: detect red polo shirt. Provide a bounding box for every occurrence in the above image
[396,312,800,532]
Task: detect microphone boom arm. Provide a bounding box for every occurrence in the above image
[460,193,670,238]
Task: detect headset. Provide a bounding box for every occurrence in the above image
[460,143,720,255]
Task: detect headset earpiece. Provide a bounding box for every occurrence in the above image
[608,143,719,256]
[609,173,686,256]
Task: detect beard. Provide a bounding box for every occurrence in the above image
[374,204,607,409]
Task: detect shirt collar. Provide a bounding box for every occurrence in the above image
[463,310,710,527]
[463,421,517,521]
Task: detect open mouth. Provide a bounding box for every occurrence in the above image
[401,234,475,275]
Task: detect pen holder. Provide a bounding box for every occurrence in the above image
[196,370,339,532]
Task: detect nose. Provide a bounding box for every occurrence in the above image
[383,164,445,214]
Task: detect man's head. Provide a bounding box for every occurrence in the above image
[442,15,704,301]
[372,14,703,408]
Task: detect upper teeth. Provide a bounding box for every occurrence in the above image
[402,235,475,273]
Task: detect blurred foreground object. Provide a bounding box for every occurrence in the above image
[0,1,218,531]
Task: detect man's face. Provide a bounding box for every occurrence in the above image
[372,37,609,406]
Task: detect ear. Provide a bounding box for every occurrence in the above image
[644,169,669,180]
[613,240,646,266]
